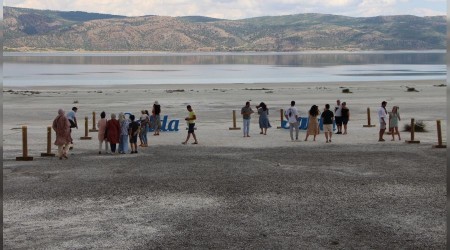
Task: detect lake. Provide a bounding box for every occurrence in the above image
[3,51,446,87]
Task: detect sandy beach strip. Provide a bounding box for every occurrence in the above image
[3,80,447,154]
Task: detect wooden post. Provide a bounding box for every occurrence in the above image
[277,109,284,129]
[363,107,375,127]
[80,116,92,140]
[41,126,55,157]
[433,120,446,148]
[89,112,98,132]
[229,110,241,130]
[16,126,33,161]
[406,118,420,143]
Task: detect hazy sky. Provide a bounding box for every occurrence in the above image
[4,0,446,19]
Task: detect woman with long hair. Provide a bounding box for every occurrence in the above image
[305,105,320,141]
[257,102,271,135]
[389,106,401,141]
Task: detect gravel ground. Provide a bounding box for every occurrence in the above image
[3,143,446,249]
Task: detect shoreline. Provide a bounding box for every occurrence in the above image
[3,79,445,90]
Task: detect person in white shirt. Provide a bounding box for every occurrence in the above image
[65,106,78,149]
[377,101,388,142]
[334,100,342,134]
[284,101,299,141]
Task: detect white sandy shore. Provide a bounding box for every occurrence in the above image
[3,80,447,158]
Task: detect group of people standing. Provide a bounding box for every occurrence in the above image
[96,101,162,154]
[51,102,200,159]
[51,101,163,159]
[241,99,350,143]
[241,101,271,137]
[334,99,350,135]
[51,99,401,159]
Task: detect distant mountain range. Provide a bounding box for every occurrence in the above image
[4,6,446,52]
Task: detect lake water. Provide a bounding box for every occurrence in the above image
[3,51,446,87]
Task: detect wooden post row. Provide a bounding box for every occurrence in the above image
[277,109,284,129]
[80,116,92,140]
[433,120,446,148]
[363,107,375,127]
[16,126,33,161]
[41,126,55,157]
[405,118,420,144]
[229,110,241,130]
[89,111,98,132]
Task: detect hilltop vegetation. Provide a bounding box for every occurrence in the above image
[3,6,446,52]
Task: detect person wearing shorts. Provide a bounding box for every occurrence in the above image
[321,104,334,143]
[378,101,388,142]
[182,105,198,145]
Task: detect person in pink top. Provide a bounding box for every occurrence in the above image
[97,111,109,154]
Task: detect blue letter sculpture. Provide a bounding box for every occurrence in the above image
[124,113,179,132]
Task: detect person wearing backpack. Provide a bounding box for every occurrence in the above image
[285,101,299,141]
